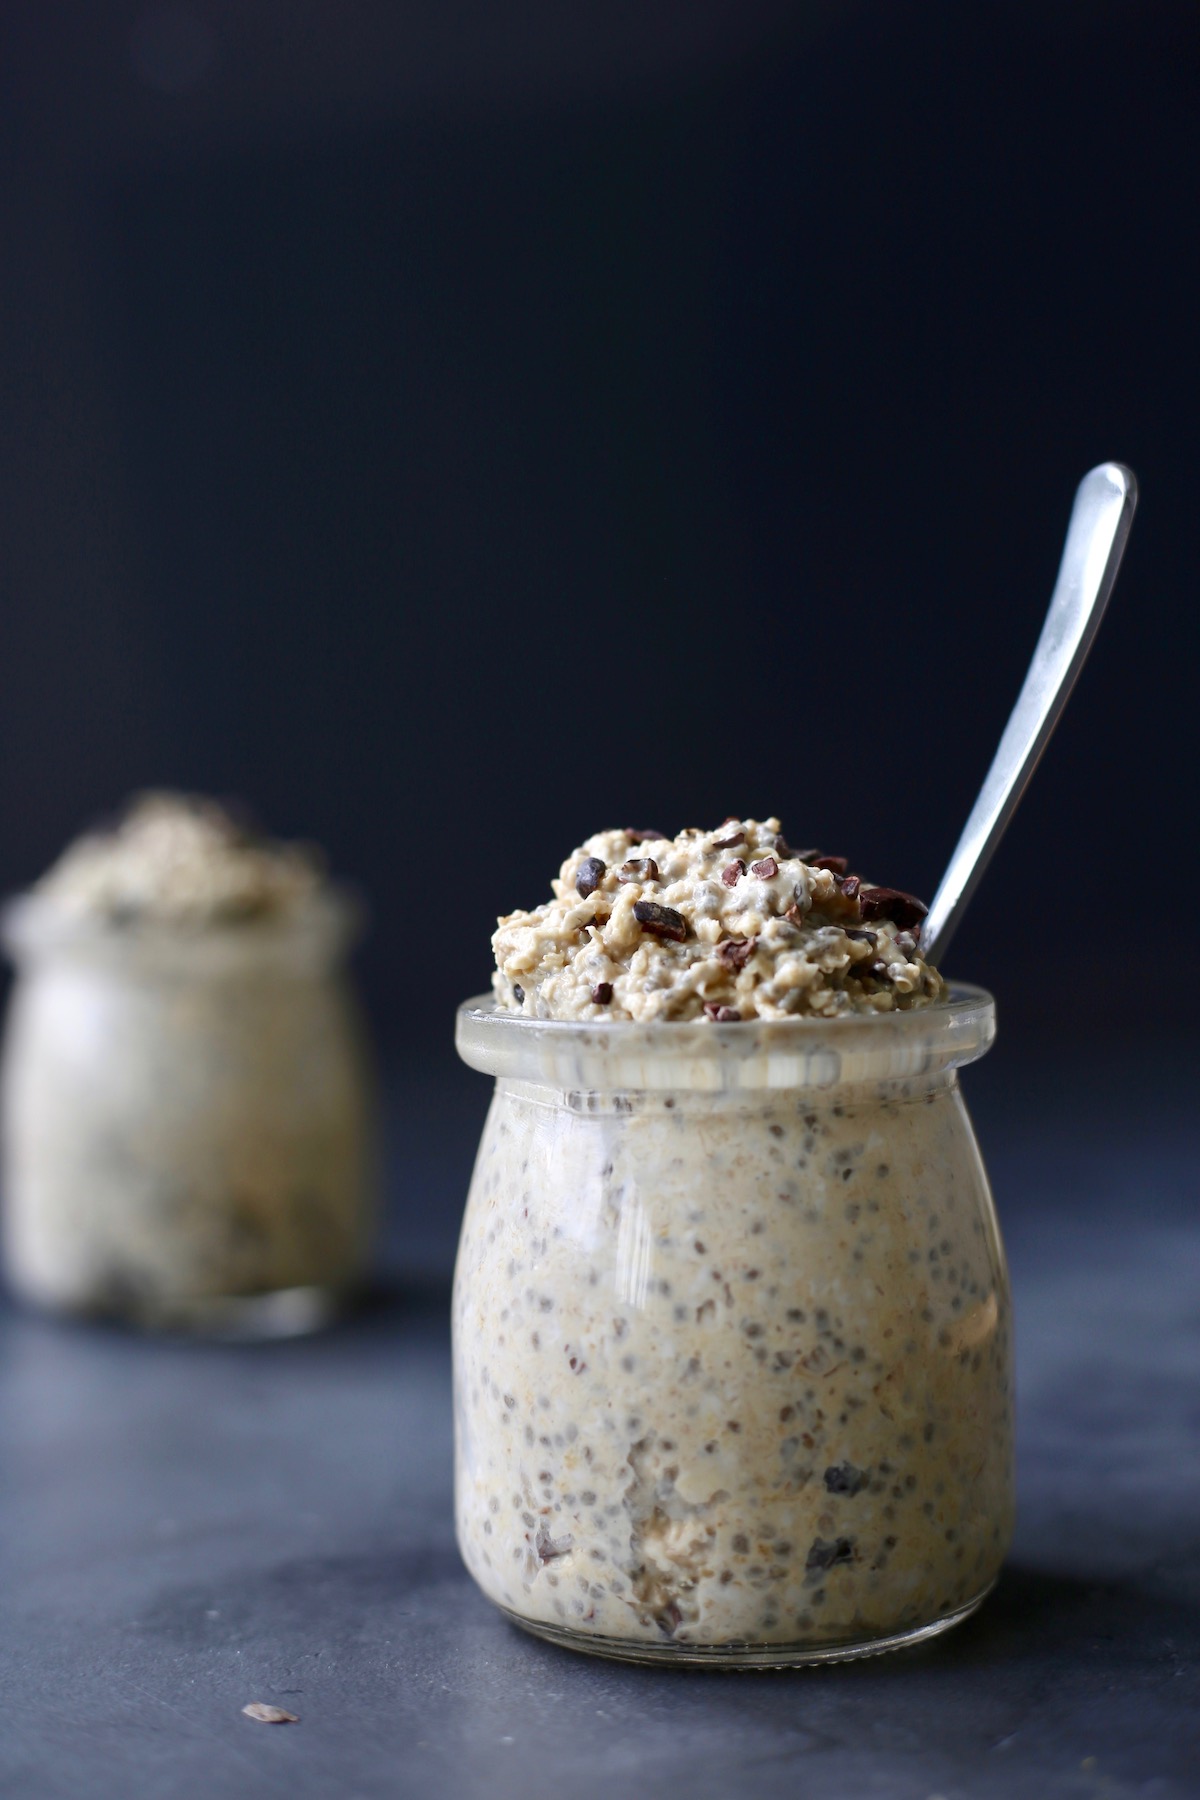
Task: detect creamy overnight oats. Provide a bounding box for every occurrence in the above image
[491,818,944,1022]
[454,819,1013,1665]
[1,795,375,1334]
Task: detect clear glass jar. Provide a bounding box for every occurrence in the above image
[453,985,1012,1667]
[1,893,375,1336]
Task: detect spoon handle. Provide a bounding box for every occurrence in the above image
[921,462,1138,966]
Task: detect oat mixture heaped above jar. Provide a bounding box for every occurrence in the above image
[491,818,944,1023]
[33,790,324,925]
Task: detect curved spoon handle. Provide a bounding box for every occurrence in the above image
[921,462,1138,966]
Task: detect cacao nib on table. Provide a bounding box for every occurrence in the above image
[632,900,688,941]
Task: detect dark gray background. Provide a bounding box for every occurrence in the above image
[2,10,1199,1793]
[2,0,1199,1066]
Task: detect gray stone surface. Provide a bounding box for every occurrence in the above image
[2,1050,1198,1798]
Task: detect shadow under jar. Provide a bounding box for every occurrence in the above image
[453,985,1013,1668]
[1,893,374,1336]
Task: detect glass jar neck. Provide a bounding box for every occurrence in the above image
[457,984,995,1101]
[2,890,362,979]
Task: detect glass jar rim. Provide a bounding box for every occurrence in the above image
[456,983,995,1094]
[1,885,365,972]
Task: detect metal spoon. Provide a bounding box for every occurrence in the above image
[920,462,1138,965]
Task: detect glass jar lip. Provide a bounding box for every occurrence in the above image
[1,884,365,969]
[456,983,995,1093]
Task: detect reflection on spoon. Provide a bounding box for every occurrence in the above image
[922,462,1137,966]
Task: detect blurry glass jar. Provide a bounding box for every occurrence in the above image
[453,984,1012,1667]
[1,893,374,1335]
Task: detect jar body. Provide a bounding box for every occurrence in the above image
[2,922,374,1334]
[453,997,1013,1665]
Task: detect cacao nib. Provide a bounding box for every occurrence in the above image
[513,985,525,1005]
[783,903,805,926]
[823,1462,868,1497]
[749,856,779,880]
[704,1003,742,1023]
[576,857,607,898]
[838,875,861,901]
[858,885,929,929]
[712,828,746,850]
[810,855,848,875]
[619,857,659,883]
[625,828,665,844]
[633,900,688,941]
[721,859,746,888]
[843,927,877,943]
[591,982,614,1005]
[806,1535,856,1571]
[716,937,757,970]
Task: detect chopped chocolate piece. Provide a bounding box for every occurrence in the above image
[575,857,607,898]
[838,875,861,901]
[858,886,929,929]
[625,829,665,844]
[805,1535,856,1572]
[749,856,779,881]
[242,1704,299,1725]
[704,1003,742,1023]
[716,937,757,970]
[824,1462,868,1497]
[619,858,659,883]
[721,859,746,888]
[843,928,878,944]
[712,829,746,850]
[810,855,848,875]
[633,900,687,941]
[591,982,613,1005]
